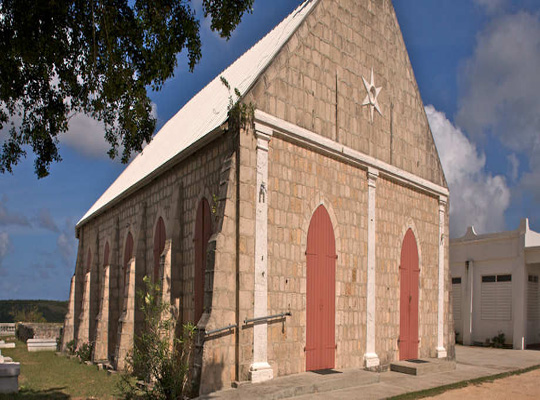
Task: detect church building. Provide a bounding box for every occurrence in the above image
[62,0,453,395]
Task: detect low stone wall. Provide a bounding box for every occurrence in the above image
[16,323,62,343]
[0,324,16,337]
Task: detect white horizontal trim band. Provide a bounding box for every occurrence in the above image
[255,110,449,198]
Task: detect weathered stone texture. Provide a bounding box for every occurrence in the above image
[374,178,440,366]
[246,0,446,189]
[266,137,369,376]
[93,265,110,362]
[64,0,453,395]
[73,134,235,371]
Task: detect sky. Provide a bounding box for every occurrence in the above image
[1,0,539,300]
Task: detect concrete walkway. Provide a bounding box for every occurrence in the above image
[199,346,540,399]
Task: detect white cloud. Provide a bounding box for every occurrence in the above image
[60,113,110,158]
[57,218,77,268]
[0,196,30,227]
[60,102,157,159]
[426,105,510,237]
[35,208,59,232]
[456,12,540,156]
[0,231,11,275]
[474,0,508,13]
[507,153,520,182]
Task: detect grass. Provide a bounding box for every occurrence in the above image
[387,363,540,400]
[0,338,124,399]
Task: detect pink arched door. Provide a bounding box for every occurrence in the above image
[194,198,212,323]
[153,217,166,282]
[399,229,420,360]
[306,205,336,371]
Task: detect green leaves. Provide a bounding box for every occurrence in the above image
[121,275,195,399]
[0,0,253,177]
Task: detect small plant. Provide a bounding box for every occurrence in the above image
[76,341,94,362]
[211,193,219,215]
[66,339,77,355]
[119,276,196,399]
[220,76,255,134]
[491,331,506,348]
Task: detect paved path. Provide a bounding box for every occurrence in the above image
[199,346,540,399]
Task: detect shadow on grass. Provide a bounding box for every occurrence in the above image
[0,387,69,399]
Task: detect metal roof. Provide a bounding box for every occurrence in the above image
[77,0,318,227]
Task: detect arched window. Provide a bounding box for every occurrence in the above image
[103,241,110,267]
[123,233,134,286]
[153,217,166,282]
[194,198,212,323]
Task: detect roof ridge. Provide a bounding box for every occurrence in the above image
[77,0,319,227]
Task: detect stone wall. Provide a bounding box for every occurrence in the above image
[374,178,440,366]
[72,132,236,368]
[245,0,446,189]
[266,136,369,377]
[17,323,62,343]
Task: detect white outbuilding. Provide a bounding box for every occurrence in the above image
[450,219,540,349]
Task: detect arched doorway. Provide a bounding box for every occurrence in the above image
[399,228,420,360]
[194,198,212,324]
[306,205,336,371]
[153,217,166,282]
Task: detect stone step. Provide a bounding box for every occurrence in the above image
[199,368,380,400]
[27,338,57,352]
[0,362,20,394]
[390,359,456,376]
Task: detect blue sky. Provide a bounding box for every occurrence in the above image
[1,0,539,300]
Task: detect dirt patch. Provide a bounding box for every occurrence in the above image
[430,369,540,399]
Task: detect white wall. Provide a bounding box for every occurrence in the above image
[527,264,540,345]
[450,229,525,347]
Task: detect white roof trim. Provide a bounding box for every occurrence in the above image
[77,0,320,228]
[255,110,449,198]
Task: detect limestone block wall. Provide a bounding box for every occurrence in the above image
[61,275,76,351]
[374,178,440,366]
[17,323,62,342]
[71,132,235,367]
[198,151,238,394]
[266,136,368,377]
[245,0,446,190]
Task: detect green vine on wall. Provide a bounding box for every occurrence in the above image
[220,76,255,133]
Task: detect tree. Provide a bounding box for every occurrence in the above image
[0,0,254,178]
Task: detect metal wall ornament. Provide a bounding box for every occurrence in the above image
[362,68,383,123]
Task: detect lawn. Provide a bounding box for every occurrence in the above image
[0,338,124,399]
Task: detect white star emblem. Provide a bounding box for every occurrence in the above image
[362,68,383,123]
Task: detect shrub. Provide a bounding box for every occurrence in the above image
[120,276,195,399]
[76,342,94,362]
[491,331,506,348]
[66,339,76,355]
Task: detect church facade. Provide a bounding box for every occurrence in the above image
[62,0,453,395]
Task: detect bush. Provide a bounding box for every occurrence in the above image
[76,342,94,362]
[66,339,76,355]
[491,331,506,348]
[120,276,195,399]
